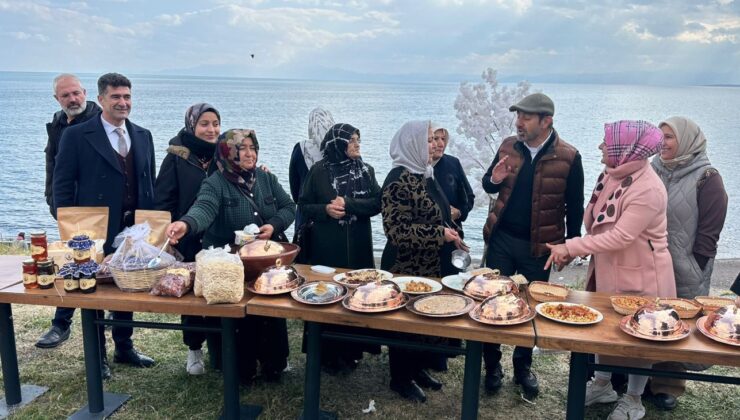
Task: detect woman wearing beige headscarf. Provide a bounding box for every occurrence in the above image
[648,116,728,410]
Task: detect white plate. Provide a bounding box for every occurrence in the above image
[391,277,442,295]
[310,265,336,275]
[535,302,603,325]
[441,274,467,292]
[333,269,393,288]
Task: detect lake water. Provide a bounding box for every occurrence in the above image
[0,72,737,258]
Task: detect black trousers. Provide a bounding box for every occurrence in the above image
[90,310,135,354]
[236,315,289,381]
[483,229,551,374]
[182,315,222,368]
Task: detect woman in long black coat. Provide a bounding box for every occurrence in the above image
[298,123,382,372]
[154,103,221,376]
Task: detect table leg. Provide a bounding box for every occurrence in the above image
[0,303,47,417]
[565,352,588,420]
[300,322,335,420]
[219,317,261,420]
[461,340,482,420]
[68,309,129,420]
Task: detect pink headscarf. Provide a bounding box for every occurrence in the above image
[603,120,663,168]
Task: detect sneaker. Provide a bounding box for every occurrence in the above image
[608,395,646,420]
[187,349,205,375]
[585,379,618,406]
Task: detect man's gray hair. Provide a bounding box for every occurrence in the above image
[52,73,83,93]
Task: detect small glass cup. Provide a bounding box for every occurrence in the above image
[451,249,471,270]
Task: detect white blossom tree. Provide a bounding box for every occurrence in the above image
[449,68,534,207]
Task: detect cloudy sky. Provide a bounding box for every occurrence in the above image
[1,0,739,84]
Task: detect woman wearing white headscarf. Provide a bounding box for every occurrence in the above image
[380,120,466,402]
[647,117,728,410]
[289,107,335,231]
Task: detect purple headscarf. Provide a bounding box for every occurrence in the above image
[603,120,663,168]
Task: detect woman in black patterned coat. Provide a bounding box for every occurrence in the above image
[380,120,467,402]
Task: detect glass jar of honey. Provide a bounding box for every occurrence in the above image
[37,259,56,290]
[30,230,48,261]
[22,259,38,289]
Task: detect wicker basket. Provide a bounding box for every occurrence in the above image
[656,298,701,319]
[610,295,653,316]
[527,281,568,303]
[110,264,172,292]
[695,296,735,315]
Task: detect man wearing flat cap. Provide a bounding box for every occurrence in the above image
[480,92,584,399]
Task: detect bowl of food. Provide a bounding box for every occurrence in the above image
[239,241,300,281]
[342,280,408,313]
[629,303,685,337]
[610,295,654,315]
[470,293,534,325]
[695,296,735,316]
[528,281,568,303]
[247,259,304,295]
[463,269,518,301]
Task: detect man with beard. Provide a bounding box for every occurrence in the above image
[35,74,101,349]
[480,93,584,399]
[51,73,156,378]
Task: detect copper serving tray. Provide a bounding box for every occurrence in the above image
[406,293,476,318]
[290,281,347,305]
[619,315,691,342]
[468,304,536,326]
[246,276,305,295]
[695,316,740,347]
[341,293,409,313]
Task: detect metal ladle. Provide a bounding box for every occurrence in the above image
[147,237,170,269]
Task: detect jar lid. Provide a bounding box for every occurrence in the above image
[29,230,47,237]
[77,261,99,277]
[37,259,54,267]
[22,258,36,266]
[67,235,95,251]
[58,262,78,277]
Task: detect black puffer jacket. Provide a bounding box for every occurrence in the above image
[154,130,217,261]
[44,101,101,212]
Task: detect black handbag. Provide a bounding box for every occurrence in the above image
[293,220,313,264]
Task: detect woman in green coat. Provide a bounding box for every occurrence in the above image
[298,123,382,373]
[167,128,295,384]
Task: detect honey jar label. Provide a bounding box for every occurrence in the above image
[64,280,79,291]
[37,274,56,286]
[23,273,37,284]
[80,279,96,290]
[31,245,46,256]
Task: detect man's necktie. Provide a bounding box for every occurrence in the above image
[114,127,128,157]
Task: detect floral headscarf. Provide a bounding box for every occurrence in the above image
[184,103,220,135]
[603,120,663,168]
[658,116,707,170]
[303,107,335,169]
[390,120,434,179]
[215,129,259,191]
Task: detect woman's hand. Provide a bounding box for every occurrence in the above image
[259,164,270,173]
[490,155,513,184]
[443,227,460,243]
[325,202,346,219]
[451,206,461,221]
[331,196,346,208]
[544,243,571,271]
[258,224,274,240]
[166,221,189,244]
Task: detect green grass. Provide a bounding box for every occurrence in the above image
[1,304,738,419]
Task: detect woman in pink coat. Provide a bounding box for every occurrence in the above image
[546,120,675,420]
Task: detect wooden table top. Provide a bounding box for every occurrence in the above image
[0,281,248,318]
[0,255,27,290]
[246,265,536,347]
[534,290,740,367]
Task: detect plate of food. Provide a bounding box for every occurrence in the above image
[441,274,466,292]
[333,268,393,288]
[535,302,603,325]
[407,294,475,318]
[391,277,442,295]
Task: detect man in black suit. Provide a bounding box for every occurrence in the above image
[35,73,101,349]
[53,73,155,378]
